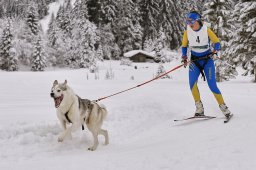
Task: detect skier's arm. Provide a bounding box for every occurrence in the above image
[181,30,188,57]
[207,28,221,51]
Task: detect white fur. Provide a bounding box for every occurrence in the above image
[51,80,109,151]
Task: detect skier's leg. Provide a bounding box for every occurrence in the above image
[204,59,224,105]
[189,62,204,116]
[189,62,201,102]
[204,59,232,117]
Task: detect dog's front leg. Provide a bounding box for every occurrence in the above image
[57,120,68,142]
[57,110,67,142]
[58,122,79,142]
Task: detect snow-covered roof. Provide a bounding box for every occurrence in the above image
[124,50,155,58]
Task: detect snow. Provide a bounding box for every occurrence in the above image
[0,58,256,170]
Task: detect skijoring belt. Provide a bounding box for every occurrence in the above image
[191,53,211,81]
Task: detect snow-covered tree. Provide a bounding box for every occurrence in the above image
[87,0,102,25]
[46,13,68,66]
[0,20,18,71]
[56,2,72,36]
[47,14,58,47]
[98,23,120,60]
[26,3,39,35]
[154,27,166,62]
[1,0,51,19]
[203,0,233,51]
[12,3,43,67]
[158,0,183,50]
[100,0,118,25]
[155,64,171,79]
[226,1,256,81]
[71,0,89,21]
[113,0,143,55]
[67,0,99,69]
[31,37,46,71]
[139,0,160,49]
[66,17,99,71]
[203,0,235,82]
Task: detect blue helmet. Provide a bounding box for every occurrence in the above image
[186,11,201,25]
[187,11,201,20]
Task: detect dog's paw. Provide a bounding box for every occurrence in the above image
[58,136,64,142]
[88,146,96,151]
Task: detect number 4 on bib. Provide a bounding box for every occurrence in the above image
[196,36,200,43]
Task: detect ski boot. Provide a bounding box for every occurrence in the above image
[219,103,232,119]
[194,101,204,117]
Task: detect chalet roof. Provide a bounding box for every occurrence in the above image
[124,50,155,58]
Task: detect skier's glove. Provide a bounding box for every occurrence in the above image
[181,56,188,68]
[211,50,219,61]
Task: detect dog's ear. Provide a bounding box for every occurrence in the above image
[53,80,58,86]
[60,80,67,91]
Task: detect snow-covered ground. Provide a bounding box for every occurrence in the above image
[0,59,255,170]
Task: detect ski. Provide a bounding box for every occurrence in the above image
[224,114,233,123]
[174,115,216,122]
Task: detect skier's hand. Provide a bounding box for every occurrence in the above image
[211,50,219,61]
[181,56,188,68]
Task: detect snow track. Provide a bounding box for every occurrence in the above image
[1,61,256,170]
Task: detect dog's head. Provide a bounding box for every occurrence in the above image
[50,80,67,108]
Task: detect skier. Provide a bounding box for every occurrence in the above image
[181,11,232,119]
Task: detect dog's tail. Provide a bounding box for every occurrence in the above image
[99,103,107,120]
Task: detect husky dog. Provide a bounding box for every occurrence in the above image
[50,80,109,151]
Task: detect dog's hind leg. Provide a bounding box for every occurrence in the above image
[99,129,109,145]
[88,130,99,151]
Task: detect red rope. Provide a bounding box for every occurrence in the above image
[94,54,212,102]
[94,62,186,102]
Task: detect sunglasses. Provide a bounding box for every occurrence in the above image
[186,19,196,25]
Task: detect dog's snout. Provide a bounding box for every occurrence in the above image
[50,92,54,97]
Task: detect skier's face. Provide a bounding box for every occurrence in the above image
[188,20,200,31]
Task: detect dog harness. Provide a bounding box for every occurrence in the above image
[64,97,93,131]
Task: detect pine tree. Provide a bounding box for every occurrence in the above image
[154,27,167,63]
[0,20,18,71]
[47,14,58,47]
[66,0,99,69]
[60,1,72,36]
[203,0,235,82]
[139,0,160,49]
[38,0,49,19]
[71,0,89,21]
[26,3,39,35]
[155,64,171,79]
[113,0,142,55]
[100,0,118,25]
[31,37,46,71]
[87,0,102,25]
[158,0,183,50]
[225,1,256,81]
[203,0,233,51]
[98,23,120,60]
